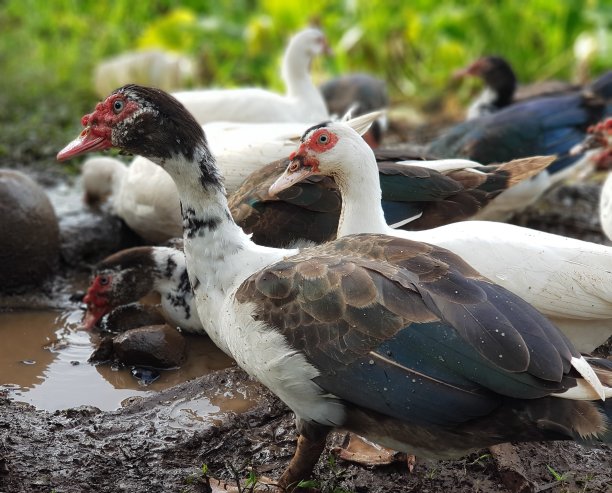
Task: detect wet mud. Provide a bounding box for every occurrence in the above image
[0,367,610,493]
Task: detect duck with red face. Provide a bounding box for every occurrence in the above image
[83,272,113,329]
[82,246,203,334]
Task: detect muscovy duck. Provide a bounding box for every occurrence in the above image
[230,153,553,247]
[270,120,612,352]
[427,71,612,220]
[58,85,610,490]
[455,56,578,119]
[83,246,203,334]
[172,28,329,125]
[320,73,388,147]
[80,115,378,242]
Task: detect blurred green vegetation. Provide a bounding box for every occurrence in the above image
[0,0,610,168]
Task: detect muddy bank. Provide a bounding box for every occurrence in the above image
[1,366,610,493]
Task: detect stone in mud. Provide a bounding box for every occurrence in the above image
[0,169,59,292]
[59,207,142,266]
[113,324,186,368]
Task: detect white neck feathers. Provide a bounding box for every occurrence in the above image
[332,139,391,237]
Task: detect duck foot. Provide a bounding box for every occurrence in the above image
[277,421,329,492]
[406,454,416,473]
[489,443,534,493]
[331,432,406,467]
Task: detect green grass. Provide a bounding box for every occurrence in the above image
[547,464,569,482]
[1,0,610,168]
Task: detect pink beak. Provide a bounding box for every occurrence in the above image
[268,158,315,196]
[82,304,108,330]
[57,127,112,162]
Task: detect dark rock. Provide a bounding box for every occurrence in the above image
[59,207,142,267]
[0,169,59,292]
[113,324,186,368]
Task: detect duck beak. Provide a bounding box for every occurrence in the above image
[452,67,469,80]
[269,159,315,196]
[452,59,483,80]
[83,304,107,330]
[82,288,110,330]
[57,126,112,162]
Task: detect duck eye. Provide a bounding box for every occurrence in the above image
[98,275,109,286]
[318,133,329,145]
[113,100,124,114]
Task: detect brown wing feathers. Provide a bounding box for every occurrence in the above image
[238,235,576,389]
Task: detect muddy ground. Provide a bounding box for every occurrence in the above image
[1,123,611,492]
[0,365,611,493]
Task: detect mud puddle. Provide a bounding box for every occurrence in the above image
[0,309,235,412]
[1,174,242,415]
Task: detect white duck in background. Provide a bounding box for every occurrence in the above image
[80,113,379,242]
[592,119,612,241]
[172,27,330,125]
[82,155,182,242]
[601,172,612,241]
[81,156,127,206]
[94,50,196,99]
[59,84,612,491]
[271,121,612,353]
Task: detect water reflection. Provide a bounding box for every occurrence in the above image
[0,311,59,388]
[0,309,234,411]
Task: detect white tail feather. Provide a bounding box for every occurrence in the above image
[395,158,482,173]
[388,211,423,229]
[564,356,607,401]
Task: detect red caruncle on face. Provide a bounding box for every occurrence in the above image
[306,128,338,153]
[83,274,112,307]
[288,128,338,172]
[81,94,140,139]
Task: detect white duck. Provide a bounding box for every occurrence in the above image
[593,119,612,241]
[59,85,611,490]
[80,114,377,242]
[94,49,196,98]
[172,27,329,125]
[271,120,612,353]
[601,172,612,242]
[81,155,182,242]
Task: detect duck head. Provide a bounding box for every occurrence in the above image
[82,247,156,330]
[570,117,612,170]
[454,56,515,86]
[57,84,205,165]
[454,56,516,106]
[269,121,371,194]
[289,27,331,60]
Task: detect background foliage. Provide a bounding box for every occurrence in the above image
[0,0,610,166]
